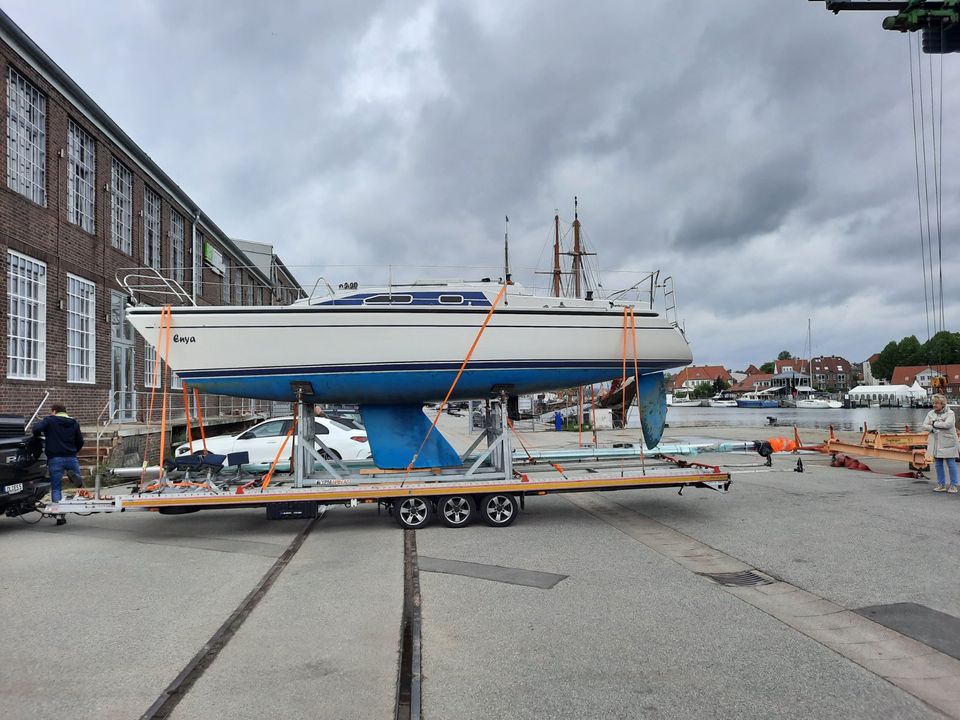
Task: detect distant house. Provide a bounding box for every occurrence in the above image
[673,365,732,392]
[775,359,810,376]
[727,373,775,396]
[810,356,854,391]
[891,365,960,395]
[744,364,762,375]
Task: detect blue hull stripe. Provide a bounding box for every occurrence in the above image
[178,358,688,380]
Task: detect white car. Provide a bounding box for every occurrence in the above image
[174,416,371,464]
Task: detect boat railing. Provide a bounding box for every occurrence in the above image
[306,276,337,304]
[117,267,195,306]
[606,271,658,309]
[660,275,682,328]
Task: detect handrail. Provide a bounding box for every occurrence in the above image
[307,276,336,304]
[606,271,658,307]
[117,267,195,306]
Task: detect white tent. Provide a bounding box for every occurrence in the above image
[847,381,926,402]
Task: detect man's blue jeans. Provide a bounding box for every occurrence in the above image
[47,456,81,502]
[934,457,959,488]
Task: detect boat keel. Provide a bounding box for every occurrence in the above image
[359,404,463,469]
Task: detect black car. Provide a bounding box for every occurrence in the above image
[0,415,48,516]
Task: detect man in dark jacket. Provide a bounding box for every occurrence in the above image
[33,403,84,519]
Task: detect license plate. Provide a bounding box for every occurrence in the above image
[4,483,23,495]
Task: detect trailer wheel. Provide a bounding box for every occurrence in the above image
[480,493,518,527]
[438,495,475,528]
[394,497,432,529]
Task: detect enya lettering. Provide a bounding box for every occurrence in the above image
[172,334,196,344]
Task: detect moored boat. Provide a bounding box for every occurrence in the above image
[736,390,780,408]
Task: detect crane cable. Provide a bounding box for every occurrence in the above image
[907,32,945,345]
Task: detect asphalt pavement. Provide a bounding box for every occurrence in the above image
[1,418,957,719]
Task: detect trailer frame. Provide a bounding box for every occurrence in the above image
[47,396,732,529]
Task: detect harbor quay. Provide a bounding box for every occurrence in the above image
[3,415,957,720]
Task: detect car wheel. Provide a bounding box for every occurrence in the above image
[394,497,432,529]
[437,495,476,528]
[480,493,519,527]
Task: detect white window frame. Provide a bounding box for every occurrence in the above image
[170,210,184,283]
[66,274,96,383]
[7,250,47,380]
[67,120,96,232]
[6,67,47,206]
[145,342,182,389]
[110,158,133,253]
[143,343,159,388]
[144,187,161,269]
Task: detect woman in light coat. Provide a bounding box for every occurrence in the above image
[923,393,959,492]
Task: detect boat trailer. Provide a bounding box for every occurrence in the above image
[46,397,731,529]
[800,425,930,472]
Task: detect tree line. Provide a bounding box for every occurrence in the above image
[871,331,960,382]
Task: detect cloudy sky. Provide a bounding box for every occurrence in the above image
[6,0,958,369]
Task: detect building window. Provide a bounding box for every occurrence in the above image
[233,265,241,305]
[144,187,161,269]
[110,158,133,253]
[170,211,184,283]
[194,232,203,295]
[67,120,96,232]
[7,251,46,380]
[145,343,182,389]
[66,274,96,383]
[144,343,159,388]
[6,67,46,206]
[222,263,231,304]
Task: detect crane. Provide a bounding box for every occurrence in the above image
[810,1,960,52]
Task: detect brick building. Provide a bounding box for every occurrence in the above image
[1,11,303,428]
[809,356,855,392]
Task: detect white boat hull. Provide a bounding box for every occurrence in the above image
[127,294,692,404]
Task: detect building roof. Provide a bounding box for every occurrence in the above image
[744,364,762,375]
[728,373,774,393]
[892,364,960,385]
[811,356,852,373]
[774,359,809,375]
[674,365,732,386]
[866,353,881,364]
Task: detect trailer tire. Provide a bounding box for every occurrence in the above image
[480,493,518,527]
[394,497,432,529]
[437,495,475,528]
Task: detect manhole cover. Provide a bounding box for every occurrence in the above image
[698,570,773,587]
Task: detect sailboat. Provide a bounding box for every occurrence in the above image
[127,204,692,466]
[795,320,840,409]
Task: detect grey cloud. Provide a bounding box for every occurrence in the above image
[5,0,958,369]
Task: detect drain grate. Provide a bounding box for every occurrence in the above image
[698,570,773,587]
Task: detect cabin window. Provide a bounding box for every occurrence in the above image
[364,294,413,305]
[438,295,463,304]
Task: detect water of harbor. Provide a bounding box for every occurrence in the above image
[666,405,931,433]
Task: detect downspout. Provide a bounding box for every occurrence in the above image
[191,212,200,304]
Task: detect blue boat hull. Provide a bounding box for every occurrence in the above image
[736,399,779,408]
[177,362,677,404]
